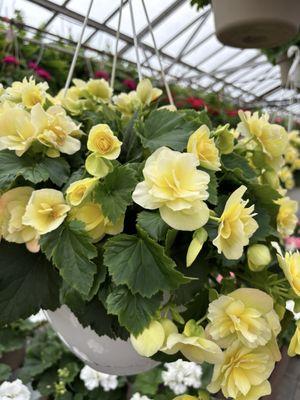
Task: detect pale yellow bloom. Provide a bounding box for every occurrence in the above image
[238,111,288,159]
[87,124,122,160]
[288,322,300,357]
[275,196,298,238]
[279,166,293,183]
[158,104,177,112]
[247,244,271,271]
[0,187,37,244]
[207,342,276,400]
[136,79,162,105]
[113,91,142,116]
[186,228,208,267]
[285,145,299,164]
[69,201,123,242]
[206,288,281,350]
[32,104,81,156]
[277,249,300,296]
[85,153,113,178]
[6,76,48,108]
[56,86,85,116]
[130,320,165,357]
[132,147,210,231]
[23,189,70,235]
[0,102,37,156]
[187,125,221,171]
[288,130,300,146]
[173,396,198,400]
[66,177,98,206]
[212,186,258,260]
[162,320,223,364]
[85,79,112,101]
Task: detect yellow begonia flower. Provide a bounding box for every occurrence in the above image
[0,187,38,244]
[187,125,221,171]
[6,76,48,108]
[275,196,298,238]
[162,320,223,364]
[132,147,210,231]
[136,79,162,105]
[288,130,300,146]
[56,86,85,116]
[206,288,281,350]
[207,342,275,400]
[238,110,288,159]
[212,185,258,260]
[113,91,142,116]
[130,320,166,357]
[87,124,122,160]
[186,228,208,267]
[173,396,198,400]
[285,145,298,164]
[23,189,70,235]
[85,153,113,178]
[0,102,37,156]
[247,244,271,271]
[85,78,112,101]
[69,202,123,242]
[276,249,300,296]
[66,177,98,206]
[288,321,300,357]
[31,104,81,156]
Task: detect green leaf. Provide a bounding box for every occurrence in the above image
[137,109,194,152]
[132,368,163,396]
[40,221,97,297]
[248,183,280,222]
[0,327,26,355]
[0,363,11,381]
[0,242,61,325]
[179,109,212,129]
[94,165,137,223]
[136,211,169,241]
[206,170,218,205]
[221,152,257,182]
[0,150,70,190]
[104,229,190,298]
[106,286,162,335]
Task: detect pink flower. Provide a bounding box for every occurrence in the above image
[28,60,39,70]
[35,67,51,81]
[123,79,137,90]
[95,70,110,80]
[285,236,300,250]
[216,272,235,283]
[186,96,206,109]
[3,55,19,65]
[274,117,283,124]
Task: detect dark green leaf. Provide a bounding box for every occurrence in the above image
[40,221,97,297]
[94,165,137,223]
[136,211,169,241]
[179,109,212,129]
[106,286,162,335]
[104,229,190,298]
[132,368,163,396]
[206,170,218,205]
[39,157,70,186]
[0,363,11,381]
[0,242,61,324]
[137,109,194,152]
[221,153,257,182]
[0,327,26,355]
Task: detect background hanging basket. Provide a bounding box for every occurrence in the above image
[277,53,300,90]
[44,306,159,376]
[211,0,300,48]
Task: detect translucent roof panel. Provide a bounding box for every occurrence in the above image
[2,0,299,116]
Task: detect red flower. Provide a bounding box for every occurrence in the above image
[226,110,239,117]
[95,70,109,81]
[3,55,19,65]
[206,105,220,116]
[274,117,283,124]
[186,96,206,109]
[35,67,51,81]
[123,79,137,90]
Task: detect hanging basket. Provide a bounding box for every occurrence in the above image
[44,306,159,376]
[211,0,300,48]
[277,53,300,90]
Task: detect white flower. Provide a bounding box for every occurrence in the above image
[79,365,118,392]
[162,359,202,395]
[130,393,152,400]
[0,379,31,400]
[286,300,300,321]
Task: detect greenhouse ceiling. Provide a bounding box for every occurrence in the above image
[1,0,300,116]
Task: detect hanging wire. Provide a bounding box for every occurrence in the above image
[128,0,143,81]
[110,0,124,90]
[64,0,94,97]
[140,0,174,105]
[35,42,45,66]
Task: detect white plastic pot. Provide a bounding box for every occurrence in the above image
[44,305,159,376]
[277,55,300,89]
[211,0,300,48]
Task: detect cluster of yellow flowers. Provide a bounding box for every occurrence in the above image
[278,130,300,190]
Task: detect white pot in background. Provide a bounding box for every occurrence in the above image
[277,54,300,90]
[44,305,159,376]
[211,0,300,48]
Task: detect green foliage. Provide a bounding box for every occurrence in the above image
[0,241,60,324]
[132,368,163,395]
[0,363,11,381]
[94,164,137,223]
[104,229,190,298]
[221,152,257,182]
[136,211,169,241]
[40,221,97,297]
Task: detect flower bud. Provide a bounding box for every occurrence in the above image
[198,390,211,400]
[186,228,208,267]
[261,170,280,189]
[173,396,198,400]
[130,320,165,357]
[247,244,271,271]
[85,153,113,178]
[214,124,234,154]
